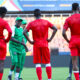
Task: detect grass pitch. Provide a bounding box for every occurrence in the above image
[3,67,75,80]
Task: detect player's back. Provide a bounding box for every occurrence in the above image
[0,18,7,38]
[68,14,80,36]
[29,18,53,47]
[31,19,49,41]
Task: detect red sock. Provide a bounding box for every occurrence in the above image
[73,71,79,80]
[0,73,3,80]
[46,66,52,79]
[36,67,42,80]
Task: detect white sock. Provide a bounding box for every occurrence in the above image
[45,63,51,67]
[9,70,13,76]
[15,73,19,80]
[48,79,51,80]
[36,64,41,68]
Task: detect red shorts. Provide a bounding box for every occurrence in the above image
[33,46,50,64]
[0,39,6,60]
[69,36,80,56]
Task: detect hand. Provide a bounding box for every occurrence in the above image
[21,42,28,52]
[47,39,51,42]
[30,41,34,45]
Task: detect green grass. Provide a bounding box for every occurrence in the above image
[3,67,75,80]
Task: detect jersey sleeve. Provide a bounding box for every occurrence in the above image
[26,23,32,32]
[4,21,12,33]
[63,19,70,30]
[11,26,15,37]
[48,21,54,28]
[4,21,12,42]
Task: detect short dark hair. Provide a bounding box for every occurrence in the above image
[0,7,7,14]
[72,3,79,11]
[34,9,41,17]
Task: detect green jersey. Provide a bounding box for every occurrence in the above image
[9,26,23,54]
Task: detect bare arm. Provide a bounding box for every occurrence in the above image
[23,29,34,45]
[47,26,57,42]
[11,38,22,44]
[10,37,26,46]
[62,29,70,43]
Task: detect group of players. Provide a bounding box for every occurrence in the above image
[0,2,80,80]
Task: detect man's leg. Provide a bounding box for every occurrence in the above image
[72,56,79,80]
[15,53,22,80]
[8,65,15,77]
[67,57,73,80]
[36,64,42,80]
[8,51,17,80]
[33,46,42,80]
[45,63,52,80]
[0,40,6,80]
[19,52,26,79]
[69,58,73,78]
[42,47,52,80]
[0,60,4,80]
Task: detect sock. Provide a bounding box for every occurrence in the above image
[73,71,79,80]
[36,64,42,80]
[15,73,19,80]
[9,70,13,76]
[0,73,3,80]
[46,64,52,80]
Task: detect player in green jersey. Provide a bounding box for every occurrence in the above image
[8,17,27,80]
[18,20,29,80]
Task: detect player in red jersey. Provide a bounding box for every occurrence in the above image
[0,7,12,80]
[23,9,57,80]
[62,3,80,80]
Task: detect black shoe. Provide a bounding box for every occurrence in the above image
[18,78,23,80]
[8,75,12,80]
[66,77,72,80]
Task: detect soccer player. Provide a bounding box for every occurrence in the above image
[62,3,80,80]
[18,20,29,80]
[0,7,12,80]
[23,9,57,80]
[8,17,27,80]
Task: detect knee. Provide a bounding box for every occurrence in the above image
[16,66,20,72]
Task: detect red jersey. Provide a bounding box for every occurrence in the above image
[0,18,12,39]
[26,19,53,47]
[64,14,80,36]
